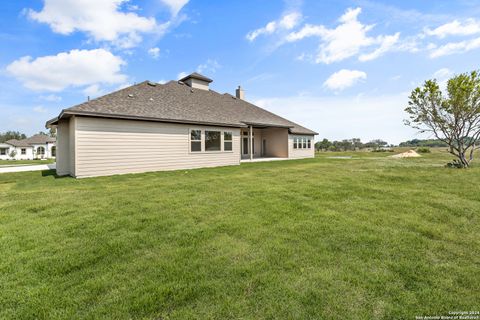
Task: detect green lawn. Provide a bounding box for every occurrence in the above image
[0,159,55,167]
[0,150,479,319]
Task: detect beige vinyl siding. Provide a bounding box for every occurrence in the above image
[288,134,315,159]
[56,118,74,176]
[69,116,76,176]
[261,128,288,158]
[74,117,240,178]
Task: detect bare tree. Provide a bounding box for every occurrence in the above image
[405,71,480,168]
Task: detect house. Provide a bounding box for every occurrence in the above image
[46,72,317,178]
[0,134,56,160]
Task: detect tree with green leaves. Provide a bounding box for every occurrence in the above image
[0,131,27,143]
[405,70,480,168]
[315,138,332,151]
[49,127,57,138]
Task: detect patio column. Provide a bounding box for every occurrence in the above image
[249,125,253,160]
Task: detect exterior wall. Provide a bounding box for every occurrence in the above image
[184,78,209,90]
[56,118,74,176]
[73,117,241,178]
[69,117,76,175]
[31,143,54,159]
[288,134,315,159]
[261,128,288,158]
[0,144,34,160]
[46,142,56,158]
[0,144,12,160]
[14,147,34,160]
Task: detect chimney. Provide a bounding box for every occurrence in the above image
[236,86,244,100]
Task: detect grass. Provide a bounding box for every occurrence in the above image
[0,149,479,319]
[0,159,55,167]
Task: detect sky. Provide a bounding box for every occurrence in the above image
[1,0,480,144]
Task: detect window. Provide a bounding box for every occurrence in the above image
[37,146,45,156]
[307,139,311,149]
[51,146,56,157]
[294,137,298,149]
[0,148,6,155]
[224,132,232,151]
[190,129,201,152]
[21,148,26,155]
[205,130,221,151]
[303,138,307,149]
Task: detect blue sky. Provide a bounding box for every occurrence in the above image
[1,0,480,144]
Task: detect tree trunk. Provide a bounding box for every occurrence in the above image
[458,151,469,168]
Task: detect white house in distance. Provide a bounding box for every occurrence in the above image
[0,134,56,160]
[46,72,317,178]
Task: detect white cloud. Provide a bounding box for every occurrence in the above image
[429,36,480,57]
[33,106,47,113]
[246,12,302,41]
[285,7,399,63]
[197,59,220,74]
[82,84,105,97]
[148,47,161,59]
[160,0,189,16]
[432,68,453,91]
[432,68,452,80]
[177,71,188,80]
[323,69,367,91]
[6,49,127,92]
[39,94,62,102]
[425,19,480,38]
[359,33,400,61]
[27,0,160,48]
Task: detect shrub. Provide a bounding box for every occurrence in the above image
[371,148,394,152]
[416,147,431,153]
[446,159,464,168]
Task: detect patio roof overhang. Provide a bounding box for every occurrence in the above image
[240,121,293,129]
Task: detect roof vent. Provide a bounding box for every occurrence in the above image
[128,94,134,98]
[147,81,157,87]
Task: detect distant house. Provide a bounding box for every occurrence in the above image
[0,134,56,160]
[46,72,317,178]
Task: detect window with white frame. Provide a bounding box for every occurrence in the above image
[205,130,221,151]
[190,129,201,152]
[224,132,232,151]
[21,148,26,155]
[0,148,6,155]
[294,136,312,149]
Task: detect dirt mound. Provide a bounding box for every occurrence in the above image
[390,150,421,158]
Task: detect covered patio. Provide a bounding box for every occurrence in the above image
[240,122,291,161]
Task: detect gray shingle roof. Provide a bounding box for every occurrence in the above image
[5,134,55,147]
[47,79,317,135]
[5,139,30,147]
[179,72,213,83]
[23,134,56,144]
